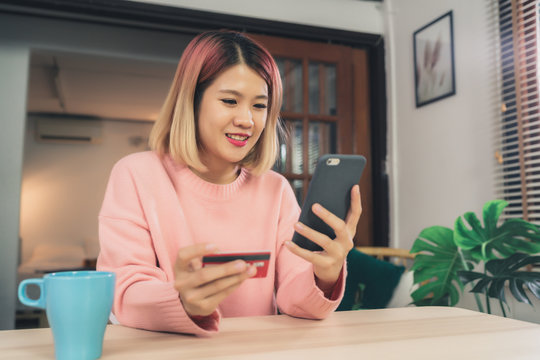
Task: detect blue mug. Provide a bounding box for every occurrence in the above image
[18,271,115,360]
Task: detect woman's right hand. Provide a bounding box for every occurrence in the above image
[174,243,256,317]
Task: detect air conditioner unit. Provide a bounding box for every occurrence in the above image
[35,117,103,144]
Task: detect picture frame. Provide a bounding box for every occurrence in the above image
[413,11,456,107]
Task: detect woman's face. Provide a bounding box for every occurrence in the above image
[197,64,268,170]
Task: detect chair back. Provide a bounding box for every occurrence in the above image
[355,247,415,268]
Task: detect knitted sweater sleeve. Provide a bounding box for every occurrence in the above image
[274,180,346,319]
[96,157,219,336]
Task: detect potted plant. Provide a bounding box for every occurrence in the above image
[410,199,540,316]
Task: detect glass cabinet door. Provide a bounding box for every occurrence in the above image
[250,32,375,248]
[274,57,338,204]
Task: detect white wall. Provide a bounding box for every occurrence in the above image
[20,118,152,263]
[384,0,498,251]
[128,0,384,34]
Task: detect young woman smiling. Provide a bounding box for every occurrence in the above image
[97,30,362,336]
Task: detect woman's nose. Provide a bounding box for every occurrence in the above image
[233,106,254,127]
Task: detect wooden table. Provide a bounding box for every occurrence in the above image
[2,307,539,359]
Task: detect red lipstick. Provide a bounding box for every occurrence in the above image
[226,133,249,147]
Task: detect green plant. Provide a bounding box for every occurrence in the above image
[410,199,540,316]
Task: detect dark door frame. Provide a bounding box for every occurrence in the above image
[0,0,389,247]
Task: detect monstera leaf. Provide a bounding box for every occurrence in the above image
[459,253,540,305]
[410,226,470,306]
[454,200,540,261]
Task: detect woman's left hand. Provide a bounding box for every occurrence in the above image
[285,185,362,294]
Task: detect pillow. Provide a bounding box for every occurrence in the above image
[387,270,414,307]
[337,248,405,311]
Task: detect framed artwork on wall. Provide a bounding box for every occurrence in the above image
[413,11,456,107]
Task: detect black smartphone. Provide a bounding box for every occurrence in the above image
[291,154,366,251]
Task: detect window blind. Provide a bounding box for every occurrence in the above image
[495,0,540,223]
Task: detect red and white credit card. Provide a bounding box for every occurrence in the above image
[202,251,271,278]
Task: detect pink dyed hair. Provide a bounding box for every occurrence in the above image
[149,30,284,175]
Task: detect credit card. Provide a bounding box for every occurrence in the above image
[202,251,271,278]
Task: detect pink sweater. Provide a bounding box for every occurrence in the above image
[97,151,345,336]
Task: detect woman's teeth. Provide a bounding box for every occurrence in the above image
[227,134,248,141]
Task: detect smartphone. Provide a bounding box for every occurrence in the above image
[291,154,366,251]
[202,251,271,278]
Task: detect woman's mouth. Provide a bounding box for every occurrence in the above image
[226,133,250,147]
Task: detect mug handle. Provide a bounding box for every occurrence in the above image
[18,278,45,309]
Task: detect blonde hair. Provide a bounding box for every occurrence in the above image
[149,30,284,175]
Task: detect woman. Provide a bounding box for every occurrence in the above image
[97,30,361,336]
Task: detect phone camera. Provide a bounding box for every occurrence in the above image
[326,158,340,166]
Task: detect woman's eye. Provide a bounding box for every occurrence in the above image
[254,103,267,109]
[221,99,237,105]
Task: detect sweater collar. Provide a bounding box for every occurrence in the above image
[163,154,250,200]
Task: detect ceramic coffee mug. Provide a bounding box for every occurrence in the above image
[18,271,115,360]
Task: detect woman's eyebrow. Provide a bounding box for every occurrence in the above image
[218,89,268,100]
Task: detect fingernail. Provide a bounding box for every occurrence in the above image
[294,222,303,230]
[235,261,246,270]
[206,244,217,251]
[248,266,257,276]
[313,203,322,212]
